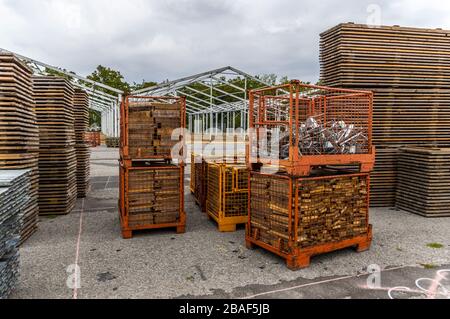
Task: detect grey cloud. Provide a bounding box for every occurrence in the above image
[1,0,450,84]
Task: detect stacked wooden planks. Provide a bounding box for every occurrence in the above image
[126,101,182,159]
[249,171,369,249]
[105,137,119,148]
[33,76,77,215]
[0,170,31,298]
[320,23,450,207]
[73,89,90,198]
[396,147,450,217]
[0,53,39,243]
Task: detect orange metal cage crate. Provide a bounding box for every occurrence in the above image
[247,81,375,176]
[246,170,373,269]
[119,161,186,239]
[120,95,186,161]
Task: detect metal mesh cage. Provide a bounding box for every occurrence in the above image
[248,81,374,176]
[121,96,186,160]
[248,171,370,252]
[121,165,183,228]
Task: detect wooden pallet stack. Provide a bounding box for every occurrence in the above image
[105,137,119,148]
[0,53,39,243]
[74,89,90,198]
[320,23,450,207]
[246,82,373,269]
[85,131,101,147]
[0,170,31,298]
[119,96,186,239]
[396,147,450,217]
[33,76,77,215]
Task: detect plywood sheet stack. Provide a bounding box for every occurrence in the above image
[0,170,31,298]
[320,23,450,207]
[396,147,450,217]
[33,76,77,215]
[0,53,39,243]
[74,89,90,198]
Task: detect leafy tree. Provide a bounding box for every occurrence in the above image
[87,65,131,95]
[131,80,158,92]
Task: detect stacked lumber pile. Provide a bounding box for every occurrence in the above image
[0,170,31,298]
[126,166,182,227]
[396,147,450,217]
[33,76,77,215]
[85,131,100,147]
[250,172,369,249]
[73,90,90,198]
[127,101,181,158]
[0,53,39,242]
[320,23,450,206]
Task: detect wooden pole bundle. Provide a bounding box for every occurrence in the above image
[320,23,450,207]
[73,89,90,198]
[0,53,39,243]
[33,76,77,215]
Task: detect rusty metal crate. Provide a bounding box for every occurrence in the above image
[206,162,248,232]
[119,161,185,238]
[246,170,372,269]
[120,95,186,161]
[248,81,375,176]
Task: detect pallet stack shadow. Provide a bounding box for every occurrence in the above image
[246,81,374,269]
[0,53,39,243]
[0,170,31,298]
[320,23,450,207]
[396,147,450,217]
[74,89,90,198]
[119,96,186,239]
[33,76,77,215]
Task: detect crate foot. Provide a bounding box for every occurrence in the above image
[176,225,186,234]
[219,224,236,232]
[121,230,133,239]
[286,255,311,270]
[246,240,255,250]
[356,240,372,252]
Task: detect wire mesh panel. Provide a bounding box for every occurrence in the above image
[121,96,186,160]
[206,163,249,231]
[248,81,375,176]
[119,163,185,237]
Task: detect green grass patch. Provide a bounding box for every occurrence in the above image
[420,263,437,269]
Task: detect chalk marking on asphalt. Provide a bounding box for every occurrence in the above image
[104,176,111,190]
[72,207,117,213]
[73,198,85,300]
[241,265,411,299]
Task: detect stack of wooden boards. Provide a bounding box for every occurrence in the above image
[0,170,31,298]
[123,99,182,159]
[85,131,101,147]
[0,53,39,243]
[320,23,450,207]
[119,96,186,239]
[33,76,77,215]
[74,90,90,198]
[396,147,450,217]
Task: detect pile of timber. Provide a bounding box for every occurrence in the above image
[396,147,450,217]
[126,101,182,159]
[105,137,119,148]
[33,76,77,215]
[0,53,39,243]
[249,171,369,249]
[0,170,31,298]
[320,23,450,207]
[73,89,90,198]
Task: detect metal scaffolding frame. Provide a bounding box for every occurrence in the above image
[132,66,271,138]
[1,49,274,140]
[0,48,123,138]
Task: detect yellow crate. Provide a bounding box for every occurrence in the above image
[206,162,249,232]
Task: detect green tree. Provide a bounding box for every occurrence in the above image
[87,65,131,95]
[131,80,158,92]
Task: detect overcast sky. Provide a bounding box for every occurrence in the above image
[1,0,450,84]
